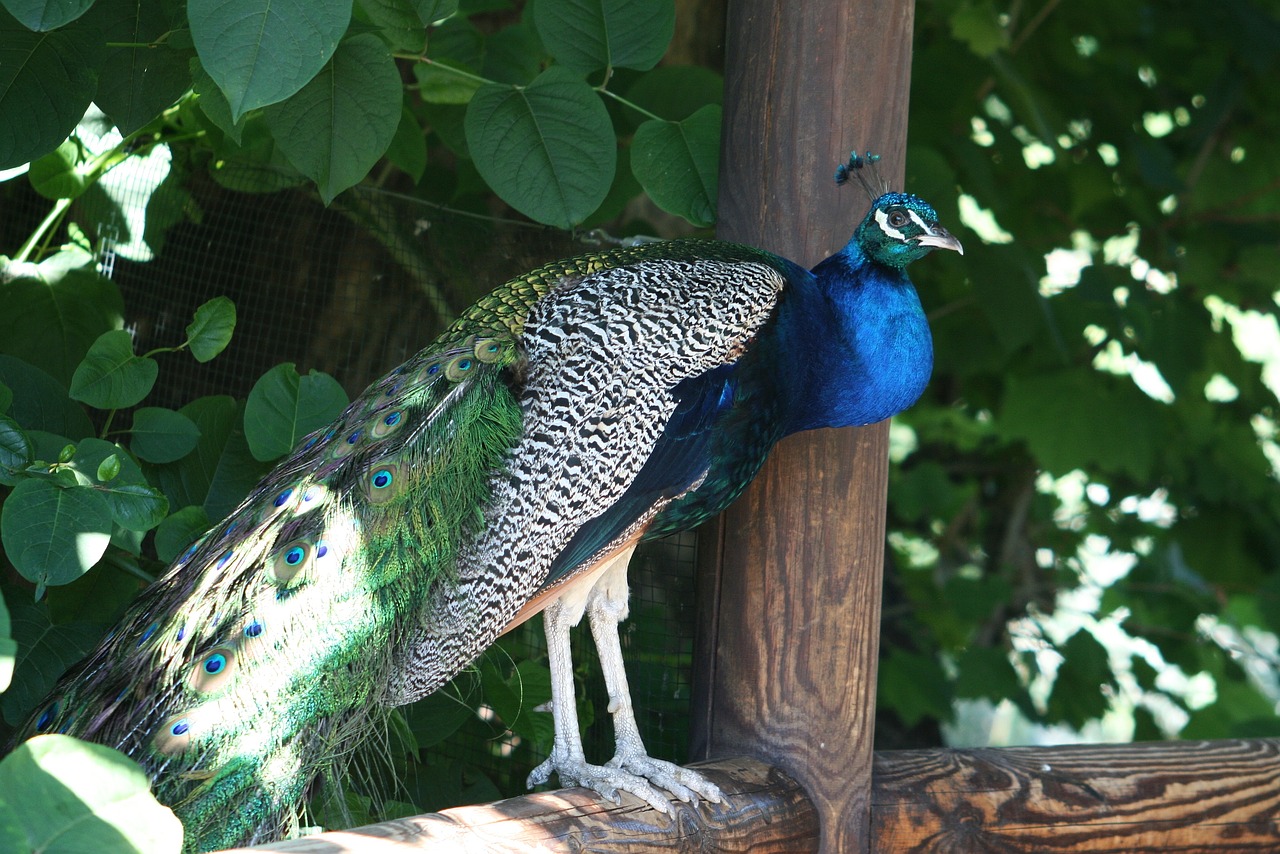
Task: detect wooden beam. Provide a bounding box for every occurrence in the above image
[872,739,1280,852]
[224,757,817,853]
[225,740,1280,852]
[692,1,916,852]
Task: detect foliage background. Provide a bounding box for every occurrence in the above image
[0,0,1278,847]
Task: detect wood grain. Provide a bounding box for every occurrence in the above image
[225,757,817,853]
[693,1,916,852]
[872,739,1280,852]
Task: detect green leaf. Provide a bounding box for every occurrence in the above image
[190,56,244,143]
[953,646,1022,702]
[150,395,270,519]
[130,407,201,463]
[949,1,1008,58]
[27,138,90,200]
[0,0,95,30]
[465,66,615,228]
[387,103,427,182]
[243,364,348,461]
[101,482,169,532]
[263,32,403,203]
[0,416,33,484]
[0,267,125,387]
[92,0,195,135]
[44,561,142,626]
[153,504,210,562]
[0,357,93,439]
[96,453,121,482]
[413,58,484,104]
[2,599,102,724]
[970,246,1046,353]
[1,478,113,590]
[1045,630,1113,729]
[67,437,147,488]
[69,330,159,410]
[0,735,184,853]
[412,0,456,25]
[481,20,546,85]
[533,0,673,73]
[189,0,353,121]
[877,648,950,728]
[357,0,427,51]
[0,8,102,169]
[185,296,236,363]
[1000,370,1161,480]
[631,104,720,227]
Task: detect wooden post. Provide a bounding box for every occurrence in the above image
[690,1,916,852]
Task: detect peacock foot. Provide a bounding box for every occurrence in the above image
[527,750,723,814]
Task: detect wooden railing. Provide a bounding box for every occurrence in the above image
[227,740,1280,852]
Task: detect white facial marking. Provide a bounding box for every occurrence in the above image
[875,208,905,241]
[906,209,930,232]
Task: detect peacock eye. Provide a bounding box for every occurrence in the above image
[887,209,909,228]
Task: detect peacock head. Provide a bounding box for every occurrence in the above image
[836,151,964,269]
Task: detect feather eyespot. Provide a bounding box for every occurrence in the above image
[274,488,294,508]
[363,462,404,504]
[244,620,264,639]
[177,543,200,566]
[474,338,504,363]
[138,622,159,646]
[445,357,473,382]
[190,646,237,693]
[332,429,362,460]
[216,550,234,569]
[153,715,194,755]
[272,540,316,586]
[414,362,443,384]
[371,409,404,439]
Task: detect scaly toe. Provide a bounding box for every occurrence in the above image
[529,756,675,814]
[610,753,724,805]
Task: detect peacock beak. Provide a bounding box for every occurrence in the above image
[915,225,964,255]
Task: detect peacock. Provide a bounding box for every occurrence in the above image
[16,153,961,851]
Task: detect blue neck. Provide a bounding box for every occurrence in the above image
[776,241,933,435]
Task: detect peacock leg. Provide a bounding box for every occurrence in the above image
[585,552,724,808]
[527,547,719,813]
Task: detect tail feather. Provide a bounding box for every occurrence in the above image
[19,333,525,850]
